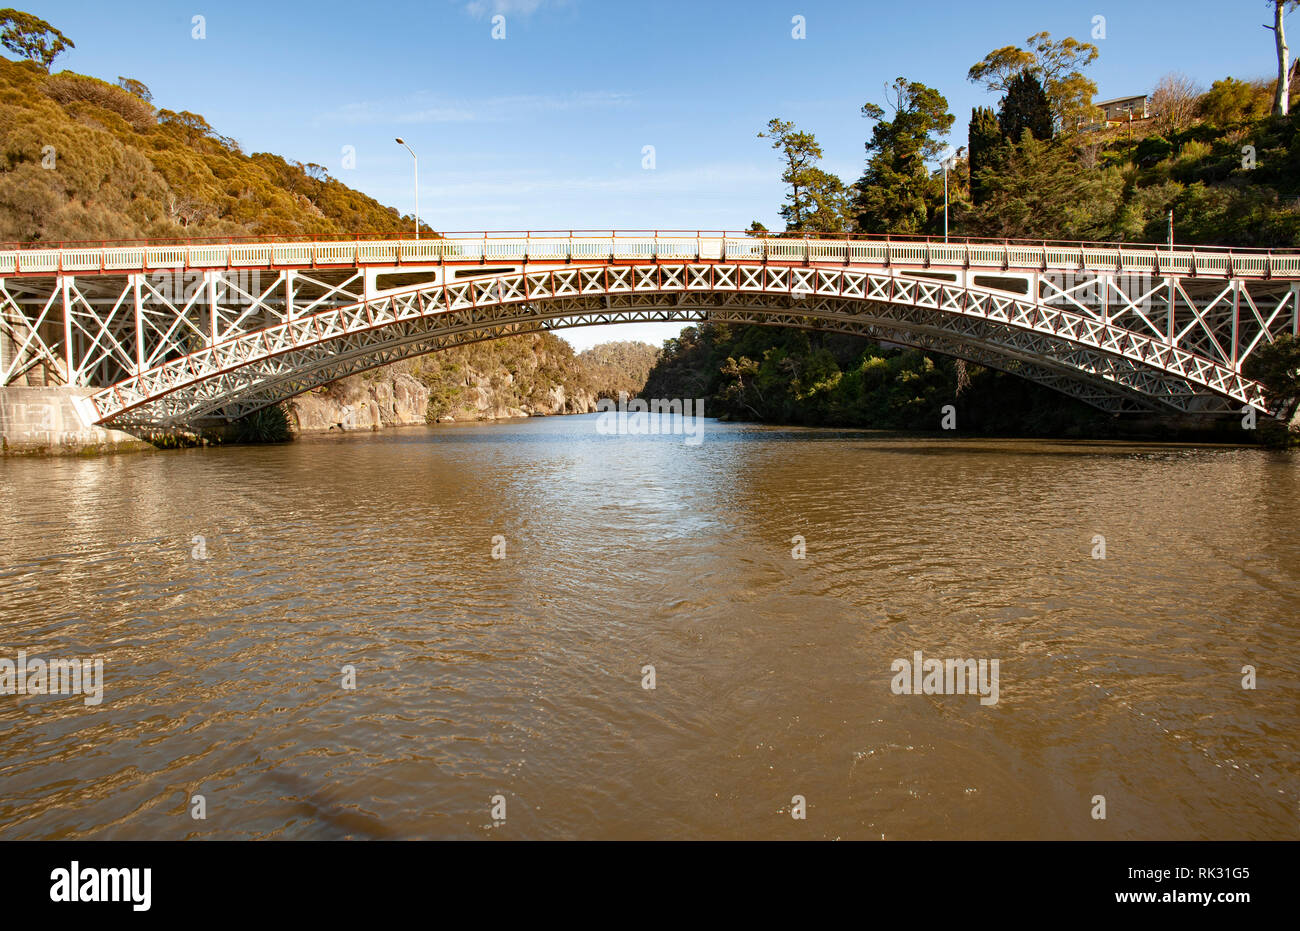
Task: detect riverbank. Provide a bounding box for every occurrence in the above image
[0,335,610,456]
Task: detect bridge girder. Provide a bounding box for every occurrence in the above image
[2,259,1293,427]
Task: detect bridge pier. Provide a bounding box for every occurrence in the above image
[0,385,149,455]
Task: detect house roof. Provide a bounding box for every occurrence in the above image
[1094,94,1149,107]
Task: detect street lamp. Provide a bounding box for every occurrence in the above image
[395,137,419,240]
[942,145,966,243]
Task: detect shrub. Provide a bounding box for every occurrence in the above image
[232,404,292,443]
[42,72,154,130]
[1175,139,1211,164]
[1134,134,1173,166]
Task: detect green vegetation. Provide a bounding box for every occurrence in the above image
[997,72,1053,143]
[233,404,292,444]
[407,333,657,421]
[0,8,72,71]
[758,118,849,233]
[1244,334,1300,446]
[852,78,954,235]
[966,31,1100,133]
[644,324,1106,436]
[661,23,1300,439]
[577,341,661,399]
[413,333,587,421]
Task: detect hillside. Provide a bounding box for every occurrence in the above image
[0,57,424,241]
[953,78,1300,247]
[576,341,661,399]
[643,46,1300,440]
[287,332,604,432]
[0,53,658,429]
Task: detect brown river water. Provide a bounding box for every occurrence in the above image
[0,414,1297,839]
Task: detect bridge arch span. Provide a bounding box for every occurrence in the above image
[82,260,1277,427]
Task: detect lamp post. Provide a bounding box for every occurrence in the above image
[942,145,966,243]
[395,137,418,240]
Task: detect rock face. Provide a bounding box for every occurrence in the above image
[287,372,430,433]
[432,369,598,423]
[284,341,602,435]
[420,333,601,424]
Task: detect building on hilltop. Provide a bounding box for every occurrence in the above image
[1095,94,1150,124]
[1076,93,1151,133]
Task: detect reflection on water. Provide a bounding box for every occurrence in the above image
[0,414,1297,839]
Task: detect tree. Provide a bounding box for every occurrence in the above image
[116,76,152,103]
[852,78,954,234]
[798,168,852,233]
[998,71,1053,142]
[158,109,215,143]
[1197,77,1269,126]
[968,31,1099,132]
[967,106,1002,207]
[963,131,1120,241]
[1149,72,1201,134]
[1244,333,1300,421]
[1265,1,1298,116]
[0,8,73,71]
[758,118,848,231]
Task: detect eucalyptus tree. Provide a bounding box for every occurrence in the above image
[0,8,73,71]
[968,31,1100,132]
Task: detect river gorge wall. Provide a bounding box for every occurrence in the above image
[286,362,600,435]
[0,333,614,455]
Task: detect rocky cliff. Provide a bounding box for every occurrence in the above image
[288,370,431,433]
[285,333,605,434]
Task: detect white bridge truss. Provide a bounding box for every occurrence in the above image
[1,233,1297,427]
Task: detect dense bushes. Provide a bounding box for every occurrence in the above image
[642,323,1107,435]
[233,404,292,443]
[576,341,661,399]
[41,72,154,129]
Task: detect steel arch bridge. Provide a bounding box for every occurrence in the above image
[2,231,1298,428]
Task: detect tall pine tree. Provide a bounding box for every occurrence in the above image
[852,78,954,234]
[967,106,1002,206]
[997,71,1053,143]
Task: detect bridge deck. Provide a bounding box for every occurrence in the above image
[3,233,1300,281]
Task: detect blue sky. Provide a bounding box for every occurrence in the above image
[23,0,1294,348]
